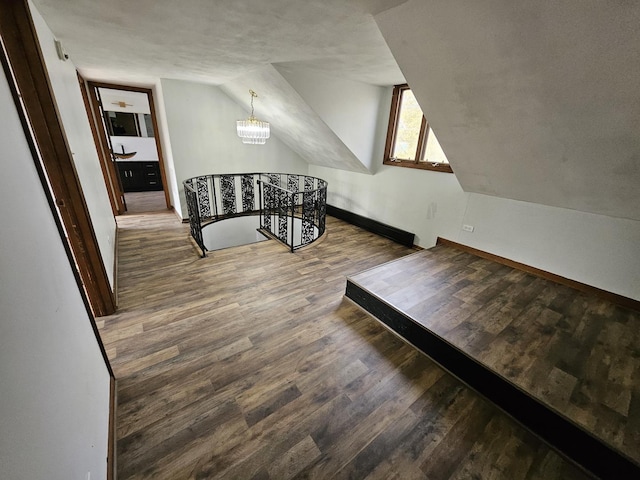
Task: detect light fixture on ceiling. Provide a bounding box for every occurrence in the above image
[236,89,270,145]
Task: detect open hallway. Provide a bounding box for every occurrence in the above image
[99,212,589,479]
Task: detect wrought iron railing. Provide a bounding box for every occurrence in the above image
[183,173,327,256]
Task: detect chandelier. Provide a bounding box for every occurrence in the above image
[236,89,270,145]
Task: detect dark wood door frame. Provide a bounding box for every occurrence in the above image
[77,71,121,216]
[86,80,172,212]
[0,0,116,317]
[83,80,126,214]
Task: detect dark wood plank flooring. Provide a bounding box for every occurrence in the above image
[348,246,640,468]
[124,191,168,214]
[98,212,589,479]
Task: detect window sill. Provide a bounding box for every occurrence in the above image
[383,159,453,173]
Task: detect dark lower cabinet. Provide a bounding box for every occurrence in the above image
[117,161,162,192]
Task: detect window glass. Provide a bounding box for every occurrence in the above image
[392,90,423,160]
[383,84,453,173]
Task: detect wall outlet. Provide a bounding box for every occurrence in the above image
[462,224,474,232]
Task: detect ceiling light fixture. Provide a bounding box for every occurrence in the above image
[237,89,270,145]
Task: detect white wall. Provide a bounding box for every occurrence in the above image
[458,194,640,300]
[161,78,310,218]
[312,163,468,246]
[277,67,385,171]
[278,69,451,173]
[308,83,467,247]
[32,3,116,287]
[111,136,158,161]
[153,80,181,215]
[318,158,640,300]
[0,58,111,480]
[312,81,640,301]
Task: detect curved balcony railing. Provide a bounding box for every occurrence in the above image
[183,173,327,257]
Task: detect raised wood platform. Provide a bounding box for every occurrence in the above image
[346,245,640,479]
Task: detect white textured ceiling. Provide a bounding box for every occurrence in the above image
[34,0,639,219]
[376,0,640,221]
[221,65,370,174]
[32,0,405,86]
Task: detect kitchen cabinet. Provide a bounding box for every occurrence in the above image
[116,161,162,192]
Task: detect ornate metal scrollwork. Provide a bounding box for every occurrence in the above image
[302,190,315,244]
[304,176,314,192]
[183,173,327,255]
[196,176,211,218]
[241,175,254,212]
[220,175,236,215]
[185,180,206,257]
[287,174,299,193]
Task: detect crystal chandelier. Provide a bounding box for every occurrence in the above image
[236,89,270,145]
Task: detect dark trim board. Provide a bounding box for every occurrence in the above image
[437,237,640,312]
[345,279,640,480]
[326,205,415,247]
[108,377,116,480]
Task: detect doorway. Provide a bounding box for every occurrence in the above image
[80,79,171,215]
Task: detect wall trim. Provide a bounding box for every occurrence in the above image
[327,204,415,247]
[77,71,119,216]
[107,377,116,480]
[437,237,640,312]
[172,206,183,221]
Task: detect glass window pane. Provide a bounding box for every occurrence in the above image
[391,90,422,160]
[418,128,449,164]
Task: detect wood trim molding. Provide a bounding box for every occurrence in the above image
[107,376,116,480]
[437,237,640,312]
[382,159,454,173]
[86,80,171,211]
[77,72,119,216]
[383,84,453,174]
[86,82,126,214]
[0,0,116,317]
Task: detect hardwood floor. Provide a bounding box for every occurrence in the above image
[348,247,640,469]
[99,212,589,479]
[124,191,168,214]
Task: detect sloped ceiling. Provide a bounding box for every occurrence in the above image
[32,0,404,86]
[220,65,370,174]
[375,0,640,221]
[32,0,403,173]
[31,0,640,218]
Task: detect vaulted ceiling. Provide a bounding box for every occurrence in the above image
[375,0,640,221]
[33,0,640,220]
[32,0,404,86]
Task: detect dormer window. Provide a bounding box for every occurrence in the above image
[383,84,452,173]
